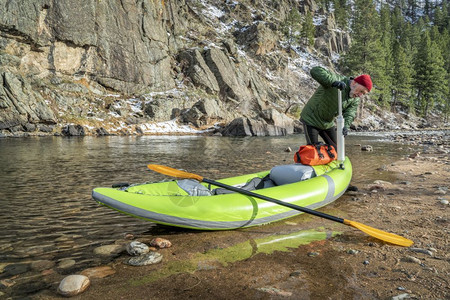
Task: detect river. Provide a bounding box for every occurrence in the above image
[0,133,416,295]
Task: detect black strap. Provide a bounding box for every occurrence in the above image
[326,144,335,159]
[315,144,324,159]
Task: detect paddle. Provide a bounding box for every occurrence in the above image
[147,164,414,247]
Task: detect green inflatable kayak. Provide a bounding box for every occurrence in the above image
[92,157,352,230]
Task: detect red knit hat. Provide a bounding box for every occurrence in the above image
[354,74,372,92]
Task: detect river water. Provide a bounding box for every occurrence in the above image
[0,134,415,295]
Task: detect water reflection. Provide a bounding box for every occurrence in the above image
[0,134,415,293]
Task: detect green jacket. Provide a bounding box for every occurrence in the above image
[300,66,360,130]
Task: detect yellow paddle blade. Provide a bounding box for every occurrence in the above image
[343,219,413,247]
[147,164,204,182]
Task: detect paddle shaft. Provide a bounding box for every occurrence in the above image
[203,178,344,224]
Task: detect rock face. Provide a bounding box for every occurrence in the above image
[0,0,351,136]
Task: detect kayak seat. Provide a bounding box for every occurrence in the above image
[269,164,316,186]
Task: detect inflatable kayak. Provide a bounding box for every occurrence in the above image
[92,157,352,230]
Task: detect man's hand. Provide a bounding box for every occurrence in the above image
[332,81,346,90]
[342,127,348,137]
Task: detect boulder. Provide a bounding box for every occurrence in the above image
[221,113,293,136]
[61,124,85,136]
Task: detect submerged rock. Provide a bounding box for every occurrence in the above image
[93,244,125,256]
[80,266,116,279]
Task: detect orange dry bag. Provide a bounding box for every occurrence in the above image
[294,143,337,165]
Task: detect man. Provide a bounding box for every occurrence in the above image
[300,66,372,148]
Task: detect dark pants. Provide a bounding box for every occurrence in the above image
[301,120,337,149]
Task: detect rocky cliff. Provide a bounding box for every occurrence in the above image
[0,0,356,137]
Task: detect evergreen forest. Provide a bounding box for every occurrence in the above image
[286,0,450,121]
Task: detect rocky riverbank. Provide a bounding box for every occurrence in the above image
[2,133,446,299]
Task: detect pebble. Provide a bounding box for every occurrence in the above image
[2,263,30,276]
[347,249,359,255]
[401,256,421,264]
[307,252,320,257]
[1,279,16,287]
[31,260,55,271]
[409,248,433,256]
[149,238,172,249]
[80,266,116,278]
[124,233,135,240]
[126,252,163,266]
[374,180,392,185]
[391,293,410,300]
[361,145,373,151]
[93,244,125,256]
[257,287,293,297]
[398,181,411,185]
[439,199,449,205]
[435,189,447,195]
[126,241,150,256]
[363,260,370,265]
[289,270,302,277]
[57,275,90,297]
[57,259,76,269]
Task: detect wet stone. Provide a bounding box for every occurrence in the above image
[80,266,116,278]
[93,244,125,256]
[57,275,90,297]
[1,278,15,287]
[1,263,30,277]
[57,259,76,269]
[126,241,149,256]
[11,280,50,297]
[126,252,163,266]
[31,260,55,271]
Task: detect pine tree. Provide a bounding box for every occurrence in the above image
[391,6,405,41]
[392,40,414,113]
[281,9,302,49]
[341,0,387,100]
[301,10,316,47]
[413,30,447,118]
[333,0,350,29]
[406,0,418,22]
[379,5,394,108]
